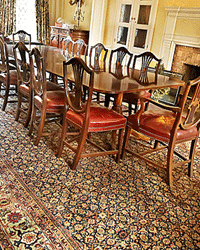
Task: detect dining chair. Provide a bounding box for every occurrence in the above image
[49,33,59,48]
[123,51,162,115]
[89,43,108,71]
[72,39,88,59]
[88,43,108,103]
[122,76,200,188]
[0,37,18,111]
[105,46,133,107]
[57,57,127,170]
[12,30,31,45]
[13,42,32,127]
[61,35,73,59]
[28,47,65,146]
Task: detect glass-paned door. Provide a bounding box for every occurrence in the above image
[115,2,134,46]
[114,0,158,54]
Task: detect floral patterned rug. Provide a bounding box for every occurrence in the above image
[0,99,200,249]
[0,156,81,250]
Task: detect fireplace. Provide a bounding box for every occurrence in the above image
[161,7,200,77]
[171,45,200,81]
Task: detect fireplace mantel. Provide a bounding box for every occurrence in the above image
[161,7,200,70]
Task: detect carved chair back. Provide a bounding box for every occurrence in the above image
[63,57,94,116]
[13,42,31,87]
[109,47,133,68]
[132,51,161,85]
[29,47,47,99]
[12,30,31,45]
[179,76,200,130]
[72,39,88,59]
[89,43,108,71]
[61,36,73,59]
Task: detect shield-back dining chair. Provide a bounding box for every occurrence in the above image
[28,47,65,146]
[57,57,127,170]
[13,42,32,127]
[122,76,200,188]
[123,51,162,115]
[0,37,18,111]
[12,30,31,45]
[105,46,133,108]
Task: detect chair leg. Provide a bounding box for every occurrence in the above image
[166,140,175,187]
[116,128,124,162]
[96,92,100,102]
[15,92,23,122]
[71,129,88,170]
[34,109,47,146]
[128,104,132,115]
[188,136,199,177]
[2,84,10,111]
[57,117,68,158]
[154,140,159,149]
[105,94,110,107]
[28,105,36,136]
[24,97,32,128]
[121,126,131,159]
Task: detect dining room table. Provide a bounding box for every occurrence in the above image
[6,44,185,114]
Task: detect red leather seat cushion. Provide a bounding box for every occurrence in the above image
[34,90,65,112]
[128,110,198,142]
[66,105,127,132]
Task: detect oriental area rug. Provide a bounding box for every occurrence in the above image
[0,100,200,249]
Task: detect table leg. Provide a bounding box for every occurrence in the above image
[111,93,123,149]
[112,93,123,114]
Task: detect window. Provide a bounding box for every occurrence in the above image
[16,0,37,41]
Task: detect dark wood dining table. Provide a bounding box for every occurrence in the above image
[7,44,185,113]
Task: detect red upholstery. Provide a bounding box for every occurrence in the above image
[34,90,65,112]
[128,110,198,142]
[66,105,127,132]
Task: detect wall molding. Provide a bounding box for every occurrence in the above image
[161,7,200,70]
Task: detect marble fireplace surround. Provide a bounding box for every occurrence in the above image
[161,7,200,76]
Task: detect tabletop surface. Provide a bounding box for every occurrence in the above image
[7,44,185,95]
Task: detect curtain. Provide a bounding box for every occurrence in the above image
[35,0,50,44]
[0,0,16,36]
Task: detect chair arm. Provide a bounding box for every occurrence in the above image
[145,97,181,113]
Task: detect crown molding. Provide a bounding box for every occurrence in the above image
[165,7,200,19]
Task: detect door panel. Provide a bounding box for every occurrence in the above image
[113,0,158,54]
